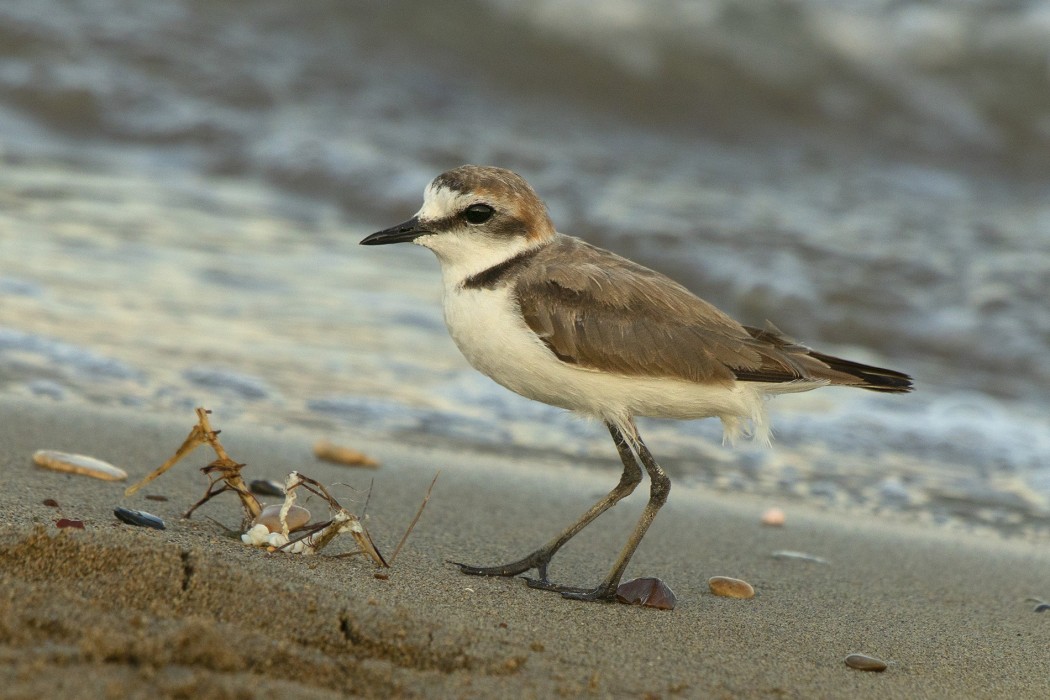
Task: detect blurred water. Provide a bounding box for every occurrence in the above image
[1,0,1049,533]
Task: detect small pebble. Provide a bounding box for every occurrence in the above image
[145,494,169,502]
[55,518,84,529]
[33,450,127,481]
[761,507,785,526]
[615,577,677,610]
[844,654,888,672]
[313,440,380,468]
[42,498,59,508]
[114,507,165,530]
[708,576,755,599]
[253,503,311,533]
[374,572,390,580]
[250,479,285,497]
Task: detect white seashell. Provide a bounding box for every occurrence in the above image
[33,450,127,481]
[771,550,828,564]
[241,523,271,546]
[265,531,289,548]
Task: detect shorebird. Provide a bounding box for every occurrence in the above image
[361,165,912,602]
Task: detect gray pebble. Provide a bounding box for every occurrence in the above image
[250,479,285,497]
[114,507,165,530]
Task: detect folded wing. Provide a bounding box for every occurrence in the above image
[515,237,912,393]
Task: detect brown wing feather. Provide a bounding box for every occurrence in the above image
[515,237,800,385]
[514,236,913,393]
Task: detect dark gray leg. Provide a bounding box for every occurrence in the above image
[456,421,643,583]
[559,424,670,601]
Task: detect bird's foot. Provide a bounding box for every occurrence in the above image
[452,551,552,579]
[522,577,618,602]
[454,561,531,577]
[559,584,619,602]
[453,554,619,602]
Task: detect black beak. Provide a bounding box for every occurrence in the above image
[360,217,429,245]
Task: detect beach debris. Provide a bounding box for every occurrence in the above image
[114,507,166,530]
[240,470,438,564]
[242,471,387,562]
[145,494,169,502]
[615,577,678,610]
[708,576,755,599]
[55,518,84,529]
[1026,597,1050,613]
[250,479,285,497]
[388,471,440,565]
[253,503,311,533]
[844,654,888,672]
[374,572,390,580]
[125,407,262,526]
[42,499,59,508]
[125,407,437,566]
[761,507,785,526]
[313,440,380,468]
[772,550,828,564]
[33,450,128,481]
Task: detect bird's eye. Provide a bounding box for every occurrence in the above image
[463,204,494,224]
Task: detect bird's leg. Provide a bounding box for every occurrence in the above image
[456,421,642,583]
[560,422,671,602]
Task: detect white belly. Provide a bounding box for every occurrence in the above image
[441,284,777,443]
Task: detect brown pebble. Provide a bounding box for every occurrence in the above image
[55,518,84,529]
[253,503,311,532]
[761,507,785,526]
[708,576,755,599]
[844,654,887,672]
[33,450,127,481]
[42,498,59,508]
[313,440,380,468]
[615,577,677,610]
[373,572,390,581]
[145,494,169,502]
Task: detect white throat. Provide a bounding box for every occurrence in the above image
[416,229,541,288]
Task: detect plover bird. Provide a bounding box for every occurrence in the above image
[361,165,912,602]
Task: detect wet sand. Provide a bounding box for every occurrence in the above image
[1,397,1048,698]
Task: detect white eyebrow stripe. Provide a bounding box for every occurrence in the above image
[417,184,471,221]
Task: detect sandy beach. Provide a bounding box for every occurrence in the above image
[4,2,1050,698]
[1,397,1047,699]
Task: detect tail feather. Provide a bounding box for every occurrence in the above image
[806,350,914,393]
[740,323,913,393]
